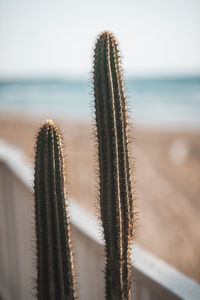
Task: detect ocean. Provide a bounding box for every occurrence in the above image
[0,76,200,130]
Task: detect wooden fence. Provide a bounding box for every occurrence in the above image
[0,140,199,300]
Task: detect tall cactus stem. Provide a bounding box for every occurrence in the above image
[34,120,76,300]
[93,31,134,299]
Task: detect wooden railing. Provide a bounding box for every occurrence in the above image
[0,140,199,300]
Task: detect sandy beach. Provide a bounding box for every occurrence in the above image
[0,112,200,283]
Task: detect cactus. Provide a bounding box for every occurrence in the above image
[93,31,134,299]
[34,120,76,300]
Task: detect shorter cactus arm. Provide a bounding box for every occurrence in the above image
[34,121,76,299]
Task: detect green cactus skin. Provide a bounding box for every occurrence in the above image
[34,121,76,300]
[93,31,134,299]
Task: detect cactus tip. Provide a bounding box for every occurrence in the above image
[42,119,55,127]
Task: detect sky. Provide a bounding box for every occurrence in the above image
[0,0,200,78]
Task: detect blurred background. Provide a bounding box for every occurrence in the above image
[0,0,200,283]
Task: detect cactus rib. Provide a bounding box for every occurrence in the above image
[34,121,76,300]
[93,31,134,299]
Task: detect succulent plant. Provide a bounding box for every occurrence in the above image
[93,31,134,299]
[34,121,76,300]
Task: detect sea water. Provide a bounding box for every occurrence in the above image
[0,77,199,130]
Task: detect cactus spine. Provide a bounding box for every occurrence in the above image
[34,121,76,300]
[93,31,134,299]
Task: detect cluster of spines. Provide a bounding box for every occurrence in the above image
[34,121,76,300]
[93,31,134,299]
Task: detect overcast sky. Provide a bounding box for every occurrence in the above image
[0,0,199,78]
